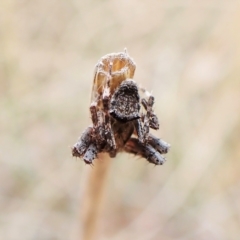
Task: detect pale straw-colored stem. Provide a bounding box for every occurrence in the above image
[81,153,111,240]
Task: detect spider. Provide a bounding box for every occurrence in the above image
[72,49,170,165]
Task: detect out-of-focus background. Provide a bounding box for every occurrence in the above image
[1,1,240,239]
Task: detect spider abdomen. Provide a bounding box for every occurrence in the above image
[109,80,140,122]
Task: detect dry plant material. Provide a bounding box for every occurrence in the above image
[72,49,170,165]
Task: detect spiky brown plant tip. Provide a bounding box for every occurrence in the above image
[72,49,170,165]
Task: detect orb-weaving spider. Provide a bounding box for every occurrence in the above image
[72,49,170,165]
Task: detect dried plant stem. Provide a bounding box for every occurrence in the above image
[81,153,111,240]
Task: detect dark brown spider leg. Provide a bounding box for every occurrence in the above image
[140,85,160,132]
[90,102,98,126]
[141,96,159,130]
[144,144,166,165]
[124,138,166,165]
[83,143,98,164]
[90,102,105,149]
[72,126,93,157]
[134,119,144,144]
[102,87,117,157]
[148,133,170,154]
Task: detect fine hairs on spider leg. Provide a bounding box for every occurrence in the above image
[72,50,170,165]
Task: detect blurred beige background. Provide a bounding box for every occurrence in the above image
[1,0,240,239]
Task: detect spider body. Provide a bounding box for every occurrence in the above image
[110,79,140,122]
[72,49,170,165]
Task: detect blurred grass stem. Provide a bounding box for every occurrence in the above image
[81,153,111,240]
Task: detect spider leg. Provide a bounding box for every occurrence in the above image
[72,126,93,157]
[141,97,159,130]
[133,93,159,145]
[124,138,166,165]
[103,86,117,157]
[90,102,105,149]
[148,133,170,154]
[134,119,144,144]
[72,102,105,162]
[83,143,98,164]
[140,87,159,133]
